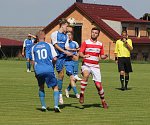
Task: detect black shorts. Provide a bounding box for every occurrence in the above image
[118,57,133,73]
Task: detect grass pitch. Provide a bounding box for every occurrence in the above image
[0,60,150,125]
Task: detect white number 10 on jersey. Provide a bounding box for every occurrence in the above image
[36,49,48,60]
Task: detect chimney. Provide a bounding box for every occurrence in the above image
[76,0,83,3]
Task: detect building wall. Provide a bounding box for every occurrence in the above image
[102,19,122,35]
[123,23,149,37]
[45,10,116,60]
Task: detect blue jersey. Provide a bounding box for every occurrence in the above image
[31,41,57,75]
[65,40,79,55]
[23,39,34,52]
[51,31,69,58]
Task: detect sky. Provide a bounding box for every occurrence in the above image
[0,0,150,26]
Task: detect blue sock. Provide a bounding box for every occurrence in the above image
[73,61,79,75]
[39,90,46,107]
[54,91,59,107]
[67,84,72,91]
[57,79,63,94]
[72,86,78,95]
[26,62,30,70]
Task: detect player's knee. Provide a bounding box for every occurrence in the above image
[120,71,125,75]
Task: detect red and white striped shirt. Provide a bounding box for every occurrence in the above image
[79,39,104,67]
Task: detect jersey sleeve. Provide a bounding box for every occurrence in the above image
[128,39,133,49]
[23,39,26,47]
[100,44,104,55]
[79,41,86,53]
[75,41,79,48]
[51,31,58,45]
[48,43,57,58]
[114,40,118,54]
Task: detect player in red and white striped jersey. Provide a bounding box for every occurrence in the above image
[79,27,108,109]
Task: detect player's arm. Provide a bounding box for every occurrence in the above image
[51,32,72,56]
[28,33,36,39]
[124,39,133,51]
[22,40,26,57]
[79,41,90,58]
[99,44,108,59]
[31,46,35,66]
[114,41,118,63]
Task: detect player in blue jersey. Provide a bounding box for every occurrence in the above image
[51,18,72,104]
[22,33,36,72]
[31,31,60,112]
[65,31,81,98]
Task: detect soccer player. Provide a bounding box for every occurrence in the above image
[114,30,133,90]
[22,33,36,72]
[79,27,108,109]
[64,31,81,98]
[51,18,72,104]
[31,30,60,112]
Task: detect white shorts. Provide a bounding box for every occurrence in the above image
[81,65,101,82]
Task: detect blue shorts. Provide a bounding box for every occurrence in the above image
[25,51,32,60]
[56,58,66,72]
[36,72,57,88]
[65,60,74,76]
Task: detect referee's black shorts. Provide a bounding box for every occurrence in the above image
[118,57,133,73]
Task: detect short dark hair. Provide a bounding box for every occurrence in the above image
[122,30,127,34]
[91,27,101,33]
[59,18,69,27]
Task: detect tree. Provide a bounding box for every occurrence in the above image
[140,13,150,21]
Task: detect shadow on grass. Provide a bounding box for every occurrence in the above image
[59,103,102,109]
[115,87,132,91]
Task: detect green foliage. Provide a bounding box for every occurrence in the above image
[0,60,150,125]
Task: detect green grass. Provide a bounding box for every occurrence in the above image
[0,60,150,125]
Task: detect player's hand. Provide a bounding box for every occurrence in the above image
[115,60,118,64]
[101,54,108,59]
[22,52,25,57]
[83,54,90,58]
[65,51,72,56]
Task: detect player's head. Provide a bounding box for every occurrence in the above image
[91,27,100,40]
[36,30,45,42]
[59,18,69,32]
[28,33,32,40]
[67,31,74,41]
[121,30,128,39]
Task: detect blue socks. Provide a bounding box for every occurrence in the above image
[54,91,59,107]
[67,84,72,91]
[57,79,63,94]
[72,86,78,95]
[39,90,46,108]
[73,61,79,75]
[26,62,31,70]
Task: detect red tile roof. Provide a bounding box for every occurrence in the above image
[0,37,23,47]
[130,37,150,44]
[43,2,150,41]
[0,26,44,42]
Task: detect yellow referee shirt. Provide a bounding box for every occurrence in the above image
[114,39,133,57]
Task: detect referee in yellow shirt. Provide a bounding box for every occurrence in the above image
[114,30,133,90]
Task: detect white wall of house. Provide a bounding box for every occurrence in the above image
[102,19,122,35]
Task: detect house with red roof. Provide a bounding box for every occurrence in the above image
[0,37,22,58]
[43,2,150,60]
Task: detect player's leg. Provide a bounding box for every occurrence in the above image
[25,52,31,72]
[70,75,80,98]
[65,83,71,98]
[79,65,90,104]
[36,74,46,111]
[91,67,108,109]
[53,85,61,112]
[56,58,65,104]
[72,55,82,81]
[124,57,133,90]
[118,58,125,90]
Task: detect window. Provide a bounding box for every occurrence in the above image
[146,28,150,37]
[135,27,139,37]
